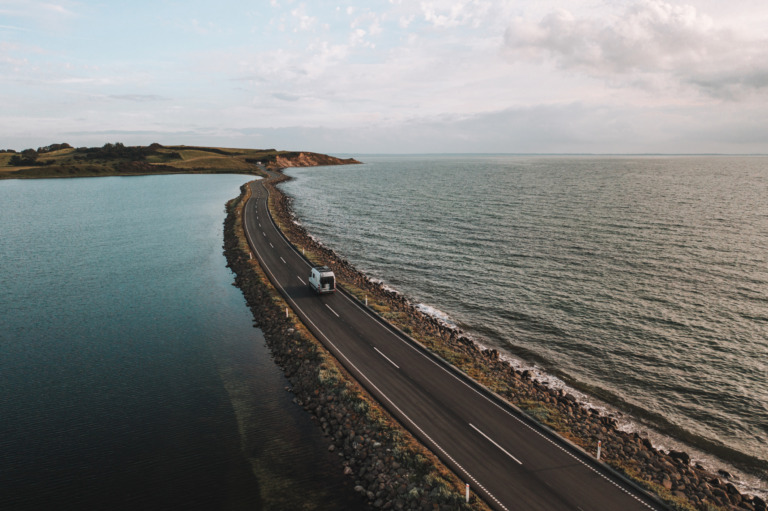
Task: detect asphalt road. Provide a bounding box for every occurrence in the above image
[243,176,667,511]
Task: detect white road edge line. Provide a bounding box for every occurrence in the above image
[469,424,523,465]
[244,184,546,511]
[374,347,400,369]
[338,292,657,509]
[243,208,506,509]
[254,172,661,508]
[244,189,518,509]
[325,304,340,317]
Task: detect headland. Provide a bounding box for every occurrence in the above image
[0,142,359,179]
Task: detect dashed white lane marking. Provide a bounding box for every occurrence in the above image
[325,304,340,317]
[470,424,523,465]
[401,337,658,509]
[336,273,659,510]
[297,276,306,285]
[280,256,286,264]
[262,231,266,237]
[269,242,274,248]
[374,347,400,369]
[245,185,655,511]
[244,192,507,511]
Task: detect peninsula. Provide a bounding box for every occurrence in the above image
[0,142,359,179]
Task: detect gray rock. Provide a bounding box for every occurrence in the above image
[668,450,691,465]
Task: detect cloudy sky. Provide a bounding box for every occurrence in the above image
[2,0,768,153]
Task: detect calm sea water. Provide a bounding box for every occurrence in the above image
[0,175,359,510]
[281,155,768,487]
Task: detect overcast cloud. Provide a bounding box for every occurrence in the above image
[1,0,767,153]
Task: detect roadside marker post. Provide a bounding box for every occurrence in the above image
[465,483,470,503]
[286,307,289,318]
[597,440,602,460]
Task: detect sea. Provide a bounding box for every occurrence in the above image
[0,174,361,510]
[280,154,768,495]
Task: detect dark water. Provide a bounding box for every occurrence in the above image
[281,155,768,490]
[0,175,360,510]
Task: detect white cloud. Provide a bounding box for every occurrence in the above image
[349,28,373,48]
[2,0,78,31]
[108,94,167,102]
[290,4,317,32]
[398,14,414,28]
[350,9,383,38]
[40,3,74,16]
[4,0,768,153]
[420,0,493,28]
[503,0,768,99]
[0,24,30,31]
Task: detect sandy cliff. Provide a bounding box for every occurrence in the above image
[265,151,361,170]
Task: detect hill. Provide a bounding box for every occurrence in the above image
[0,143,360,179]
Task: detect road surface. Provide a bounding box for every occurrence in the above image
[242,176,667,511]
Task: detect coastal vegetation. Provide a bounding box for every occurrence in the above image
[0,142,359,179]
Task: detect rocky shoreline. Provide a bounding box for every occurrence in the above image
[226,171,765,511]
[224,181,483,511]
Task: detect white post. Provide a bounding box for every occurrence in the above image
[365,295,368,306]
[465,483,470,503]
[286,307,289,318]
[597,440,602,460]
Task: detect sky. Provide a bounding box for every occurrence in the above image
[2,0,768,154]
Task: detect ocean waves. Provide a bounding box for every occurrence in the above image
[281,155,768,484]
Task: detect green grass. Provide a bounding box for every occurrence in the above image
[1,144,286,179]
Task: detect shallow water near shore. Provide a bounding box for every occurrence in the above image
[0,175,360,510]
[281,155,768,492]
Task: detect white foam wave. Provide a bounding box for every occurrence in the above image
[469,337,768,499]
[415,303,457,328]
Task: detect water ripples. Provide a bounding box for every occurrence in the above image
[0,175,360,510]
[282,155,768,482]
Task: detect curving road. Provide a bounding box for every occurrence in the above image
[243,175,668,511]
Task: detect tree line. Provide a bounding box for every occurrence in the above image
[4,142,176,166]
[3,143,73,166]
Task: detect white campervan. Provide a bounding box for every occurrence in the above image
[308,266,336,294]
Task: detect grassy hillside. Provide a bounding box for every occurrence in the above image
[0,143,359,179]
